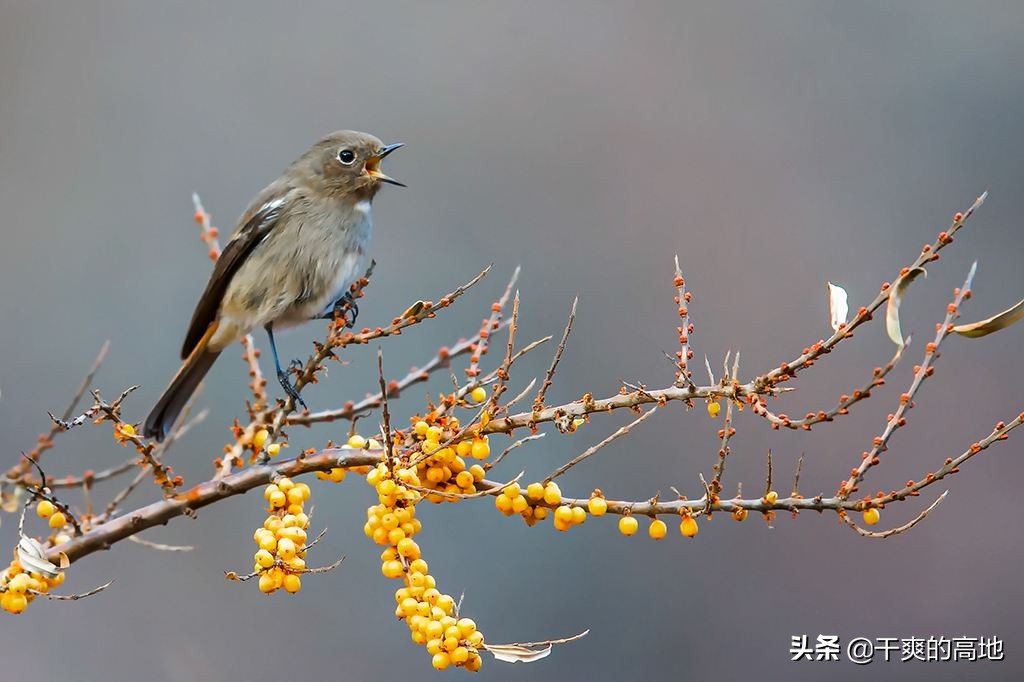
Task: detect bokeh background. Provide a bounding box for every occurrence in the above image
[2,2,1023,680]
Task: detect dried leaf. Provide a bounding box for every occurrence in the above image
[400,301,427,319]
[17,536,63,578]
[953,297,1024,338]
[827,282,849,332]
[886,267,926,347]
[486,644,553,664]
[484,629,589,664]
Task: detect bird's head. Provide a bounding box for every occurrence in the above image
[304,130,404,199]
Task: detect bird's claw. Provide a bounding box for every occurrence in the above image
[276,368,307,410]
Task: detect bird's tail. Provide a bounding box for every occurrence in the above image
[144,325,221,442]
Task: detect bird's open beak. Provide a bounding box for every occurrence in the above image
[366,143,406,186]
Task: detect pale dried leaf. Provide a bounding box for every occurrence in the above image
[484,629,589,664]
[953,297,1024,338]
[886,267,926,347]
[827,282,849,332]
[486,644,553,663]
[17,536,63,578]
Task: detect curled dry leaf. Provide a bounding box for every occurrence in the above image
[953,297,1024,338]
[17,536,65,579]
[483,629,589,664]
[827,282,849,332]
[886,267,927,347]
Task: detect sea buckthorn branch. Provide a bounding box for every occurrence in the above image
[672,254,695,388]
[48,446,381,564]
[285,330,483,427]
[752,192,987,392]
[465,265,519,379]
[838,263,977,501]
[486,291,519,415]
[533,297,577,412]
[752,338,909,430]
[843,490,949,539]
[46,387,183,498]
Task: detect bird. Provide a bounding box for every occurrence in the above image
[143,131,404,441]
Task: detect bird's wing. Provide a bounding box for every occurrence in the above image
[179,196,287,358]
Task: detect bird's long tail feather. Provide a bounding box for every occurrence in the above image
[144,325,221,442]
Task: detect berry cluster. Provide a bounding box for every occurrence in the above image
[409,418,490,503]
[252,477,313,594]
[365,452,486,671]
[1,555,65,614]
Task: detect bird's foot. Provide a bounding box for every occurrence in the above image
[276,368,308,410]
[319,292,358,327]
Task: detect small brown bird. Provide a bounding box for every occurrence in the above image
[144,131,404,441]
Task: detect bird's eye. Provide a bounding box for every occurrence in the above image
[338,149,356,165]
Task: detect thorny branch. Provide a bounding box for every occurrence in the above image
[4,191,1022,644]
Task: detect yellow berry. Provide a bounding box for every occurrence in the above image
[588,496,608,516]
[48,511,67,529]
[680,515,699,538]
[467,630,485,648]
[494,494,514,515]
[470,386,487,403]
[451,646,470,664]
[420,440,439,455]
[543,481,562,505]
[414,421,430,437]
[732,508,748,522]
[571,507,587,525]
[457,617,476,637]
[707,401,721,418]
[2,591,28,614]
[254,549,275,568]
[648,518,667,539]
[35,500,55,519]
[619,516,638,536]
[554,505,574,524]
[511,495,529,514]
[348,434,367,449]
[432,652,451,670]
[268,491,286,508]
[282,574,302,594]
[526,482,544,501]
[266,443,281,457]
[397,538,420,559]
[466,653,483,672]
[258,534,277,552]
[328,468,346,483]
[119,423,136,437]
[863,507,881,526]
[381,560,404,579]
[455,471,474,489]
[764,490,778,505]
[8,573,29,594]
[471,438,490,460]
[253,429,269,449]
[469,464,486,482]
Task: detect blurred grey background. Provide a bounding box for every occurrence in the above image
[2,2,1023,680]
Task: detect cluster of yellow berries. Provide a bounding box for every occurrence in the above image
[617,513,699,539]
[410,418,490,503]
[34,499,68,530]
[365,454,486,671]
[1,556,65,614]
[252,477,313,595]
